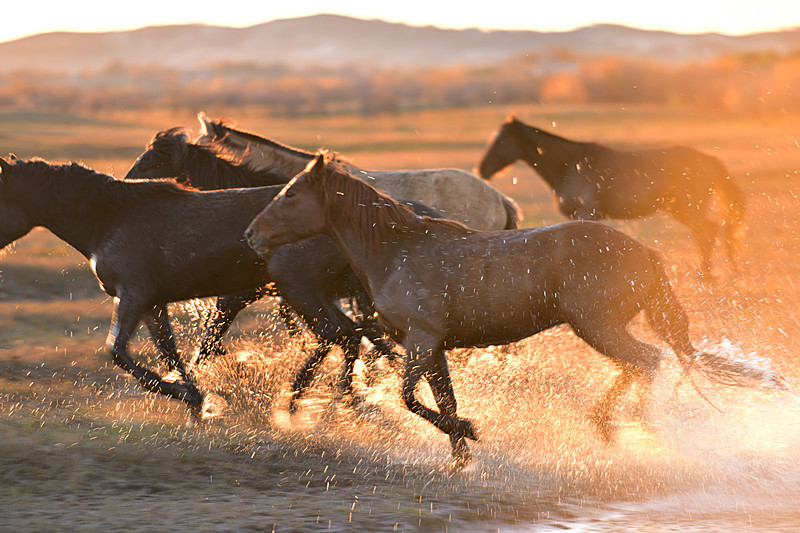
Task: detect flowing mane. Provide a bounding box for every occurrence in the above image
[314,155,472,251]
[140,128,288,188]
[201,115,315,160]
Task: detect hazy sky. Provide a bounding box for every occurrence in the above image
[2,0,799,43]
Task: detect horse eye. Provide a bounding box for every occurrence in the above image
[284,189,295,199]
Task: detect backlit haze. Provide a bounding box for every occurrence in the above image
[2,0,800,43]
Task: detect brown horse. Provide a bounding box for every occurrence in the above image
[245,152,767,467]
[477,116,746,277]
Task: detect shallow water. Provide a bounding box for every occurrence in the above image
[193,321,798,532]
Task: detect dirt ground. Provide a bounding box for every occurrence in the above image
[2,104,800,531]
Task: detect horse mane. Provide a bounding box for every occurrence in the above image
[8,158,194,208]
[147,128,288,188]
[204,116,316,160]
[509,117,581,146]
[315,154,471,250]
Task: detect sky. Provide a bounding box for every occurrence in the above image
[2,0,800,44]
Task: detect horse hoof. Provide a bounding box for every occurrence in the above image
[458,418,480,441]
[451,441,473,471]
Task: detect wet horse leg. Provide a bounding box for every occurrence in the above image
[143,304,184,373]
[194,287,269,365]
[570,321,661,443]
[401,339,478,462]
[349,285,402,366]
[671,210,718,280]
[285,297,362,413]
[425,350,476,468]
[107,297,204,412]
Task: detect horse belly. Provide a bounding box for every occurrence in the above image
[443,305,556,349]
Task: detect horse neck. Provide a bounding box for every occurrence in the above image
[21,168,116,258]
[514,123,577,191]
[318,177,423,291]
[189,145,284,189]
[226,130,314,176]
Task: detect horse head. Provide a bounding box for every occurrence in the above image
[245,153,329,255]
[125,128,193,181]
[477,115,525,180]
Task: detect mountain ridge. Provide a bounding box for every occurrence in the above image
[2,14,799,74]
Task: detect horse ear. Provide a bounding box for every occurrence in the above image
[0,155,10,182]
[309,151,326,176]
[197,111,211,136]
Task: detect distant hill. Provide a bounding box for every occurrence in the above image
[2,14,800,74]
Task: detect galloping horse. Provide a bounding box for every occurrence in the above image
[245,153,767,466]
[195,112,522,230]
[0,156,430,419]
[125,129,443,409]
[477,116,746,277]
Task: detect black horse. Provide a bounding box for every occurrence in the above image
[478,116,746,277]
[124,129,441,409]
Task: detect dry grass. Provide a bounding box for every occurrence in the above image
[1,103,799,530]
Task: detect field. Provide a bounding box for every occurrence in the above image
[1,103,800,531]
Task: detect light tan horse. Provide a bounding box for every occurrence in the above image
[245,152,773,467]
[196,112,522,230]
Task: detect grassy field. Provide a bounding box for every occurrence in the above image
[1,103,800,531]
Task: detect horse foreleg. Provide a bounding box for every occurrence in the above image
[195,288,266,365]
[350,287,401,363]
[288,343,332,413]
[107,298,204,412]
[402,342,478,462]
[426,351,479,468]
[143,304,184,373]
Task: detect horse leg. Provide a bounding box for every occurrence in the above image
[288,343,333,413]
[143,304,184,373]
[425,351,477,468]
[401,339,478,462]
[350,287,401,366]
[195,287,266,365]
[570,321,661,443]
[285,296,362,413]
[107,297,204,413]
[672,211,718,280]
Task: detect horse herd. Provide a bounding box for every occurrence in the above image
[0,113,780,467]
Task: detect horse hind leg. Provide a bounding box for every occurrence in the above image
[571,321,662,443]
[672,211,718,281]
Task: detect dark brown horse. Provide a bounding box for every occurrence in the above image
[124,129,443,408]
[0,156,281,416]
[245,152,776,467]
[0,156,413,419]
[477,116,746,277]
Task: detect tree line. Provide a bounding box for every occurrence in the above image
[1,49,798,114]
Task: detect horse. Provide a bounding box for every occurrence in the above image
[194,111,522,231]
[124,129,443,406]
[477,116,746,278]
[244,152,778,467]
[0,156,428,420]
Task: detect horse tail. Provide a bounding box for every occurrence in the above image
[713,167,747,257]
[643,249,759,387]
[500,194,523,229]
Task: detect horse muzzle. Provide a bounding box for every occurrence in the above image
[243,227,270,255]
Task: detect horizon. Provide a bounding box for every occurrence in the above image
[3,1,800,44]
